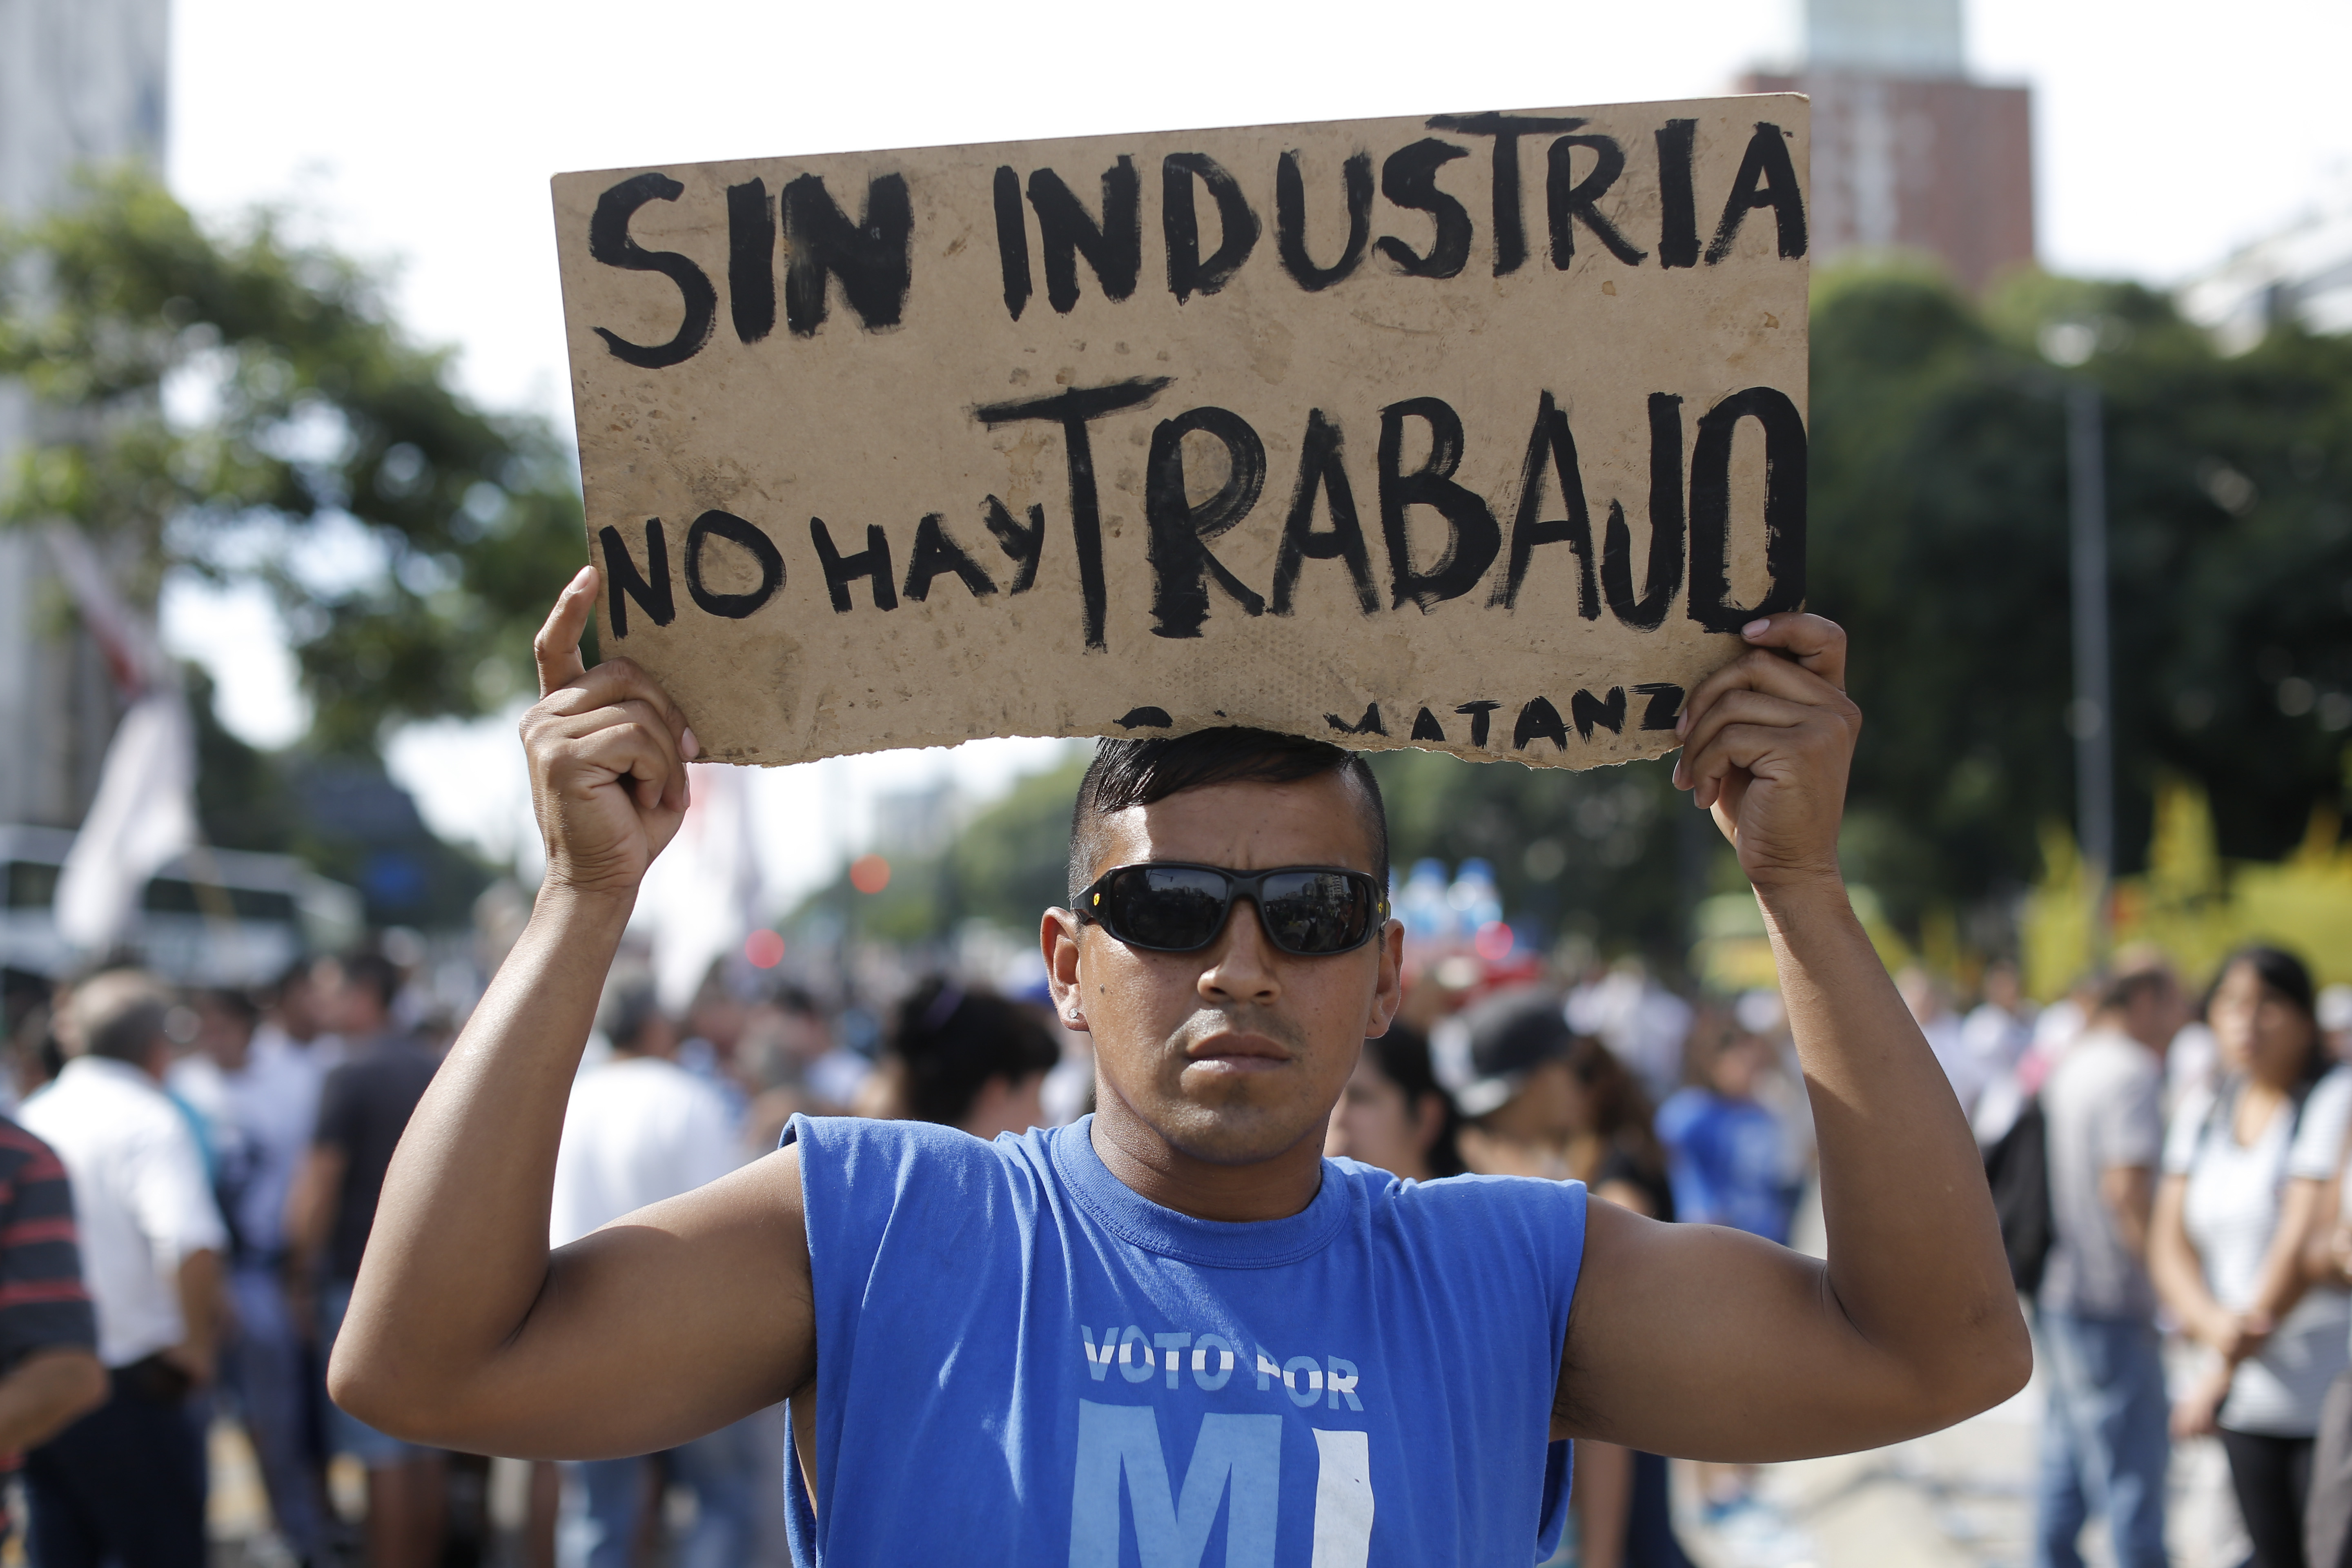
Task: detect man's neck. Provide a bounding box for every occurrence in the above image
[1088,1096,1325,1224]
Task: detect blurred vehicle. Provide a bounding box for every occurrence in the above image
[0,825,361,985]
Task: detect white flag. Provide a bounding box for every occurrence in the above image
[44,527,200,953]
[53,689,198,951]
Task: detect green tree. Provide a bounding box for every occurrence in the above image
[0,167,589,754]
[1810,265,2352,933]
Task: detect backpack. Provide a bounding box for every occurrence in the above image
[1982,1096,2054,1294]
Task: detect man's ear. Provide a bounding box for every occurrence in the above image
[1041,908,1089,1032]
[1364,920,1406,1040]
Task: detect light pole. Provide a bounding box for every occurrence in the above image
[2065,382,2114,962]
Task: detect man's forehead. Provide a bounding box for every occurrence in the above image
[1090,774,1379,876]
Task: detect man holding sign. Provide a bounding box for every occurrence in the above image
[329,572,2025,1563]
[328,99,2027,1564]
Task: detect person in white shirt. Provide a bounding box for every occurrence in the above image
[2153,947,2352,1568]
[2035,964,2182,1568]
[554,973,746,1568]
[21,969,228,1568]
[166,986,332,1566]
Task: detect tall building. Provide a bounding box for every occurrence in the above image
[0,0,171,828]
[1741,0,2034,294]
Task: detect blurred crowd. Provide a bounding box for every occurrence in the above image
[0,920,2345,1568]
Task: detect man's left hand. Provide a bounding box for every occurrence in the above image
[1672,613,1862,893]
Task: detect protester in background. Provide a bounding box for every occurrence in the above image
[1434,992,1689,1567]
[2153,947,2352,1568]
[2025,977,2099,1099]
[1657,1012,1800,1245]
[2298,1063,2352,1568]
[1964,959,2037,1082]
[0,1113,108,1535]
[552,971,750,1568]
[2034,965,2184,1568]
[20,970,226,1568]
[1559,1034,1674,1224]
[1655,1008,1805,1530]
[287,952,444,1568]
[1324,1023,1462,1182]
[1435,987,1575,1179]
[734,985,829,1151]
[167,986,334,1566]
[863,978,1060,1139]
[257,959,341,1077]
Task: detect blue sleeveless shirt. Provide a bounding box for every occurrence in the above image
[779,1114,1587,1565]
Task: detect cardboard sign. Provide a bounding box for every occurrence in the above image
[553,97,1809,769]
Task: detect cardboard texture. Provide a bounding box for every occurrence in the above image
[553,97,1809,769]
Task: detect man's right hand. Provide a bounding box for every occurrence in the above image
[523,565,698,900]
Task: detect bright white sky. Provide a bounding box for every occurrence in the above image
[154,0,2352,914]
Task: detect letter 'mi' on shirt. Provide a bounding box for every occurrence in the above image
[1067,1401,1376,1568]
[1070,1402,1280,1568]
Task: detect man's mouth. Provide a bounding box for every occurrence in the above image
[1181,1031,1296,1074]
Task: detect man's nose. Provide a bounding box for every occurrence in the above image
[1199,898,1281,1004]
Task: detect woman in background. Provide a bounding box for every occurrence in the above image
[1559,1034,1675,1225]
[2152,947,2352,1568]
[1434,988,1690,1568]
[861,978,1061,1139]
[1324,1024,1464,1181]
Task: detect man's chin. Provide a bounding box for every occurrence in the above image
[1149,1094,1327,1169]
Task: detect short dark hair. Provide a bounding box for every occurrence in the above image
[66,970,170,1065]
[596,976,666,1054]
[2096,967,2175,1017]
[1361,1024,1465,1178]
[337,951,403,1013]
[1066,728,1388,902]
[886,978,1060,1128]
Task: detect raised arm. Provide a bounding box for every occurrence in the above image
[327,567,815,1460]
[1555,614,2031,1459]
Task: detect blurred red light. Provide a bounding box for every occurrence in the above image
[744,929,786,969]
[1473,921,1516,962]
[850,854,892,894]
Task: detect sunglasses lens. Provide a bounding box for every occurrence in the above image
[1259,871,1374,955]
[1104,866,1231,951]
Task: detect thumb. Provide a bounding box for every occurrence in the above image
[534,566,599,697]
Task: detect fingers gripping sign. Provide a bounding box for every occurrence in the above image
[1670,613,1860,893]
[523,566,703,899]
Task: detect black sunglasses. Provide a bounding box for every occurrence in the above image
[1075,862,1390,957]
